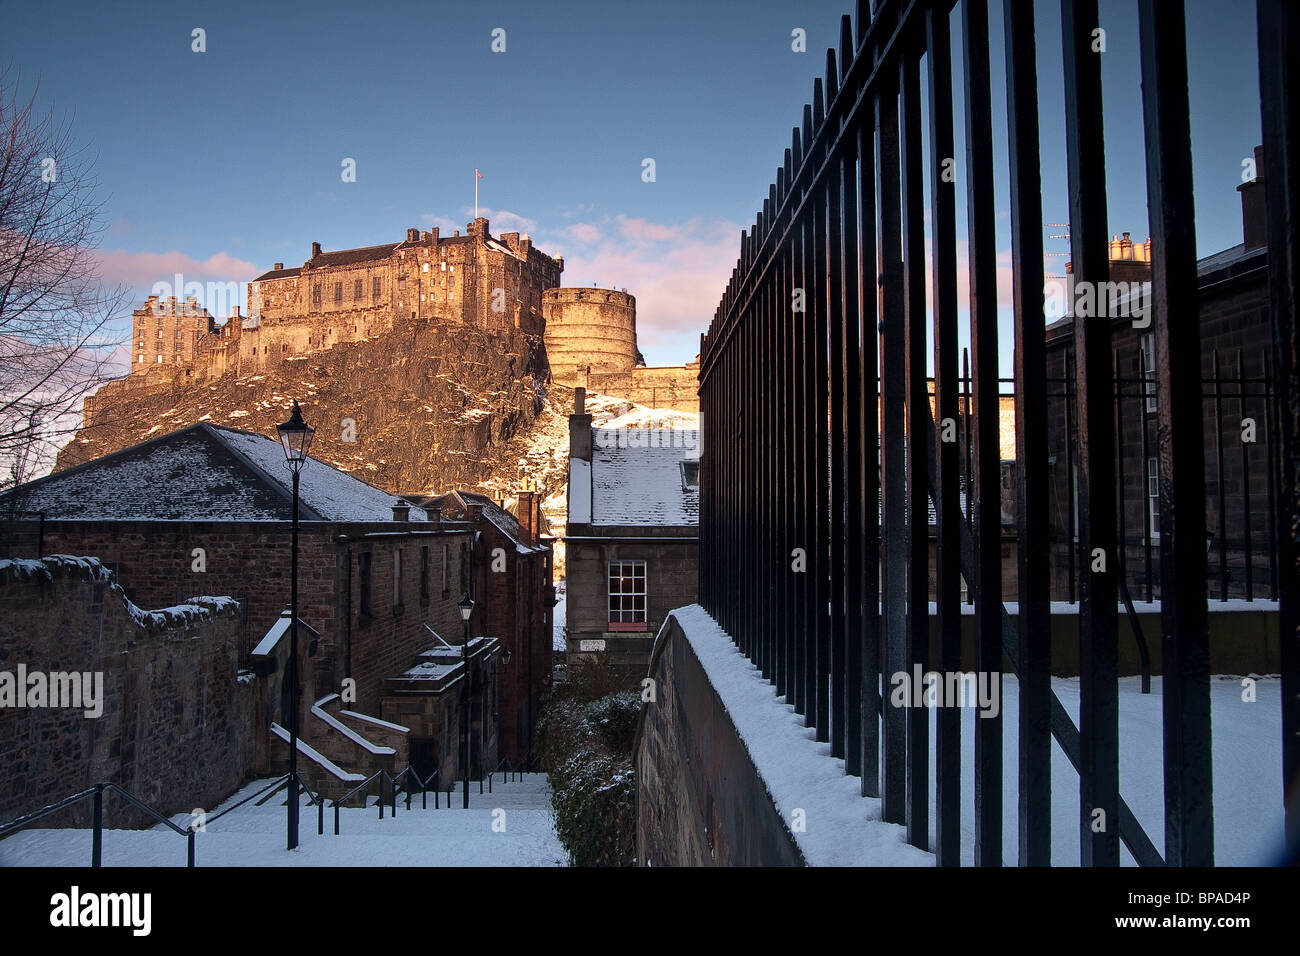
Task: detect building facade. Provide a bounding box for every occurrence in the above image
[562,389,699,683]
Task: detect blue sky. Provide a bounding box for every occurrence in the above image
[1,0,1263,369]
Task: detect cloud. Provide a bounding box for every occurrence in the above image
[90,249,261,287]
[538,216,740,363]
[473,207,537,234]
[565,222,602,245]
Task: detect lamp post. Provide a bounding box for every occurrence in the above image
[276,400,314,851]
[459,592,474,809]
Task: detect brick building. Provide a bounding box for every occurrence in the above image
[562,389,699,683]
[0,422,518,798]
[1043,146,1276,600]
[412,489,554,769]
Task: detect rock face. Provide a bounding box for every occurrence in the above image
[61,319,551,497]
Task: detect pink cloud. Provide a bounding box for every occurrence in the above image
[90,249,261,286]
[615,215,679,242]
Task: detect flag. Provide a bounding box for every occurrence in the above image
[476,170,483,179]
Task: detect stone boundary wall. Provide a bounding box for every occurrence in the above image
[0,556,266,829]
[634,611,803,866]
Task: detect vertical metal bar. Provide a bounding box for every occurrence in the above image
[927,0,962,866]
[876,65,907,825]
[812,77,832,744]
[1140,353,1154,602]
[1066,352,1077,603]
[91,783,103,867]
[1214,350,1228,599]
[827,46,848,760]
[1263,350,1279,599]
[778,163,792,702]
[841,11,865,777]
[860,112,882,799]
[795,119,810,718]
[1003,0,1052,868]
[963,348,974,544]
[1139,0,1213,865]
[188,830,196,867]
[1062,0,1119,867]
[964,0,1004,866]
[900,39,929,852]
[1254,0,1300,853]
[1238,351,1254,599]
[1116,351,1128,595]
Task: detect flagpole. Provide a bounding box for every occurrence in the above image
[475,168,479,219]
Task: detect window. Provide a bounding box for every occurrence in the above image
[441,544,449,595]
[1147,457,1161,540]
[420,546,430,605]
[1142,332,1157,413]
[334,281,343,304]
[608,560,647,630]
[354,278,363,300]
[373,276,381,298]
[398,273,406,289]
[313,283,322,307]
[393,547,403,607]
[359,552,373,622]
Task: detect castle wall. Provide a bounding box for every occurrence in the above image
[543,287,639,384]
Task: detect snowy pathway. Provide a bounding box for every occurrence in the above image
[0,772,565,868]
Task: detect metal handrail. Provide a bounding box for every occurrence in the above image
[0,782,195,866]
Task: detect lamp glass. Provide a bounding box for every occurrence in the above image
[276,401,315,463]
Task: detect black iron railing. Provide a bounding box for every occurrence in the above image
[0,773,320,867]
[698,0,1299,866]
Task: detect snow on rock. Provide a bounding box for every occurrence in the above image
[662,604,934,867]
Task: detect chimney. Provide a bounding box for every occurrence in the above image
[568,389,593,525]
[1238,145,1267,250]
[311,242,321,258]
[406,228,419,243]
[421,230,431,243]
[517,488,537,544]
[430,227,439,244]
[273,262,284,271]
[454,229,460,237]
[429,504,442,528]
[392,499,411,522]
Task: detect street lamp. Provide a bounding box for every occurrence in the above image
[459,592,474,809]
[276,400,314,851]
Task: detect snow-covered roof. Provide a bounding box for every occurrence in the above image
[4,423,427,523]
[591,428,699,528]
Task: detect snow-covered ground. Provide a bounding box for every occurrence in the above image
[553,593,567,651]
[667,604,1284,867]
[0,773,564,868]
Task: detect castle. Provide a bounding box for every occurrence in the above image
[129,216,699,411]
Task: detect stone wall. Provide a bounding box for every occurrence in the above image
[635,611,804,866]
[543,288,640,383]
[0,556,265,828]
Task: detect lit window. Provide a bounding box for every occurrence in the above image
[607,560,647,630]
[1142,332,1157,413]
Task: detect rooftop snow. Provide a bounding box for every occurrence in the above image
[591,429,699,527]
[4,423,427,524]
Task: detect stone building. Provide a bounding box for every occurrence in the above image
[562,389,700,683]
[542,286,701,413]
[0,421,529,802]
[1043,147,1277,601]
[128,217,563,381]
[131,296,218,370]
[409,488,554,769]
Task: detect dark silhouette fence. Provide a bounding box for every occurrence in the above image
[697,0,1300,866]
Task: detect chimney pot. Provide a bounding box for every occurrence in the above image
[392,499,411,522]
[311,242,321,258]
[574,387,586,415]
[273,262,284,271]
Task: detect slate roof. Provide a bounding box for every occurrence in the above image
[255,266,303,281]
[590,428,699,528]
[5,423,425,523]
[307,242,401,270]
[419,490,546,553]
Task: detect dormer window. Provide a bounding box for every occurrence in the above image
[679,459,700,490]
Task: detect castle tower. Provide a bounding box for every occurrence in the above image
[542,287,640,386]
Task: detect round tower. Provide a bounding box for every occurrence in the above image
[542,287,639,385]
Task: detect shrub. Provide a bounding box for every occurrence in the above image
[535,678,641,866]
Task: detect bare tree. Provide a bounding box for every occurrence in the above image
[0,69,128,496]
